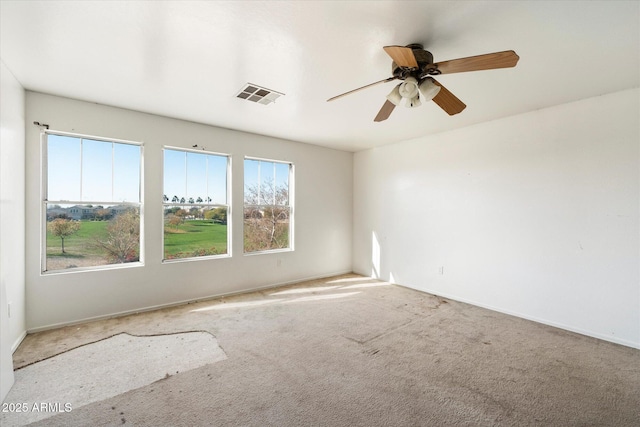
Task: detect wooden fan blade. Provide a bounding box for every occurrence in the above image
[374,100,396,122]
[434,50,519,74]
[430,78,466,115]
[383,46,418,68]
[327,77,396,102]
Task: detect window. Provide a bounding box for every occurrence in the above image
[163,148,230,261]
[244,158,294,253]
[43,132,143,273]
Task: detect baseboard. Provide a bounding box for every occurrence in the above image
[11,330,26,353]
[27,270,354,334]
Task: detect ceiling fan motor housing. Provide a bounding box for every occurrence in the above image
[391,44,436,79]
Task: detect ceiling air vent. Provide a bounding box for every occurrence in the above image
[236,83,284,105]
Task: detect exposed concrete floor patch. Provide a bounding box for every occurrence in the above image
[2,332,226,426]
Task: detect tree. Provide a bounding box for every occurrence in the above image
[165,209,187,229]
[164,206,181,215]
[163,194,169,202]
[166,214,184,229]
[180,197,186,204]
[93,210,140,263]
[188,197,194,204]
[244,181,289,252]
[48,218,81,253]
[205,207,227,224]
[172,195,179,203]
[196,197,203,203]
[95,208,112,221]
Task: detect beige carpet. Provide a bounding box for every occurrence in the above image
[2,332,226,425]
[5,274,640,426]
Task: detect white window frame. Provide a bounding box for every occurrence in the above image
[243,156,295,255]
[41,130,144,274]
[162,146,232,262]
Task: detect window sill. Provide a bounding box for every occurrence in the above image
[243,248,294,256]
[41,261,144,276]
[162,253,231,264]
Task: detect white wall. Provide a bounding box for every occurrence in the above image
[25,92,352,330]
[353,88,639,348]
[0,60,26,401]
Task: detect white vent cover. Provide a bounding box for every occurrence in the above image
[236,83,284,105]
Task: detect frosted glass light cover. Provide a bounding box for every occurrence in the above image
[419,78,441,101]
[399,77,419,99]
[386,84,403,105]
[406,95,422,108]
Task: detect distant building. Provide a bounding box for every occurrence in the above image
[46,204,135,220]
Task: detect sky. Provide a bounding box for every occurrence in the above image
[163,148,227,205]
[47,134,290,208]
[164,154,291,206]
[244,159,290,205]
[47,134,140,204]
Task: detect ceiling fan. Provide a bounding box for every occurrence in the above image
[327,44,519,122]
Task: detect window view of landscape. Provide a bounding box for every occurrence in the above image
[44,137,292,270]
[244,158,292,253]
[163,148,229,260]
[45,134,142,272]
[46,204,140,270]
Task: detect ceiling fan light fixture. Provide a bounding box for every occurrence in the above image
[406,94,421,108]
[419,78,441,101]
[327,45,518,121]
[399,76,419,99]
[386,84,403,106]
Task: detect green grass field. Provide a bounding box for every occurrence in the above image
[46,220,113,270]
[46,218,227,269]
[163,220,228,259]
[46,220,110,258]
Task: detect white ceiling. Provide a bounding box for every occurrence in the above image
[1,1,638,152]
